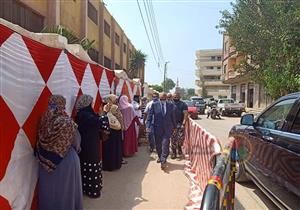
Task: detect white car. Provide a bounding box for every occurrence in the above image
[217,98,246,117]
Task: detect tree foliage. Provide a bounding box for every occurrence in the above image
[218,0,300,99]
[41,25,95,51]
[149,84,163,92]
[161,78,176,92]
[129,50,147,78]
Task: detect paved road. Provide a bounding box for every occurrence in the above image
[195,115,278,210]
[84,146,189,210]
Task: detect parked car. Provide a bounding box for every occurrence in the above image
[217,98,245,117]
[190,96,206,114]
[184,100,198,119]
[229,92,300,209]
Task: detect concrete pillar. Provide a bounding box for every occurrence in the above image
[111,17,115,69]
[98,2,104,65]
[47,0,60,26]
[80,0,88,38]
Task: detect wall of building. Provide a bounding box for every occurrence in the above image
[103,7,112,60]
[60,1,82,38]
[20,0,47,16]
[87,0,99,51]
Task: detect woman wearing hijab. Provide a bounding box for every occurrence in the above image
[102,104,123,171]
[119,95,141,157]
[75,94,109,198]
[35,95,83,210]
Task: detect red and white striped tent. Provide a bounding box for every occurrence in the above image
[0,19,141,210]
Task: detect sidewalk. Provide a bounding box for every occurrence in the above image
[84,146,189,210]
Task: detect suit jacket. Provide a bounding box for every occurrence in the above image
[146,100,176,137]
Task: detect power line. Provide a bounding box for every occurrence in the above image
[136,0,159,65]
[149,0,164,62]
[143,0,163,65]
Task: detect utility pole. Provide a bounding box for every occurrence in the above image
[163,61,170,92]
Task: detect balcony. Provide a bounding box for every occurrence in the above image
[203,80,224,86]
[201,69,222,76]
[196,60,222,67]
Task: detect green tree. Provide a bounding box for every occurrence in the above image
[41,25,95,50]
[129,50,147,79]
[218,0,300,99]
[161,78,176,92]
[149,84,163,92]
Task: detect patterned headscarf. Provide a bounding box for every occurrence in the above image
[110,104,124,130]
[76,94,93,111]
[36,95,77,172]
[108,94,118,105]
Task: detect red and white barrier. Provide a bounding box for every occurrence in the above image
[0,22,141,210]
[183,118,222,210]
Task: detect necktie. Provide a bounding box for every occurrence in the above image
[162,102,166,115]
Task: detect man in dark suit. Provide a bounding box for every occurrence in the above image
[146,92,176,170]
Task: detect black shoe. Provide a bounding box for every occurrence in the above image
[161,162,167,170]
[171,154,176,159]
[156,159,161,163]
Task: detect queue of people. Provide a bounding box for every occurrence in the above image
[34,91,187,209]
[35,93,143,210]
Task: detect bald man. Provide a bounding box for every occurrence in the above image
[146,92,176,170]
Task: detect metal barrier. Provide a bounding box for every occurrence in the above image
[200,141,237,210]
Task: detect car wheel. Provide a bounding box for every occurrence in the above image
[235,161,250,182]
[221,110,226,116]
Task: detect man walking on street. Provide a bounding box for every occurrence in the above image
[146,92,176,170]
[144,92,159,153]
[171,92,188,160]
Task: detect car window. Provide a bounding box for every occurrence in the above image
[291,109,300,134]
[257,98,296,130]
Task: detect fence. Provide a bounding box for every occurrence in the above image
[183,118,222,210]
[201,141,237,210]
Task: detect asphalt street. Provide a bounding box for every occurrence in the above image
[195,115,278,210]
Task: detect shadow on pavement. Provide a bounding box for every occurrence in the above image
[83,146,151,210]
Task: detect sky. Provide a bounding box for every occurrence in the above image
[105,0,232,89]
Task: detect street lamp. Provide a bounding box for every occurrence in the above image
[163,61,170,92]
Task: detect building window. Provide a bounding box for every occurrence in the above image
[217,67,221,70]
[115,33,120,46]
[123,43,127,53]
[217,56,222,61]
[104,20,110,37]
[129,49,132,58]
[88,48,99,62]
[203,76,221,81]
[115,63,121,69]
[88,1,98,25]
[231,85,237,100]
[207,66,214,70]
[104,56,112,69]
[0,0,44,33]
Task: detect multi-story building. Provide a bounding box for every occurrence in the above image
[195,49,229,99]
[0,0,144,81]
[222,34,272,109]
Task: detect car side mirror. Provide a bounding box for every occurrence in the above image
[241,114,254,126]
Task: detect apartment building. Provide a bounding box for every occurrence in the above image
[222,34,272,109]
[0,0,142,80]
[195,49,229,99]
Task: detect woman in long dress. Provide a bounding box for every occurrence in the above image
[118,95,141,157]
[102,104,123,171]
[75,94,109,198]
[35,95,83,210]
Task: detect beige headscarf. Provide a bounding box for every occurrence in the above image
[110,104,124,130]
[76,94,93,111]
[107,94,118,105]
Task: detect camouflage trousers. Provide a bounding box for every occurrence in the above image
[171,126,185,155]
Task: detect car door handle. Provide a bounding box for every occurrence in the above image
[262,135,274,142]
